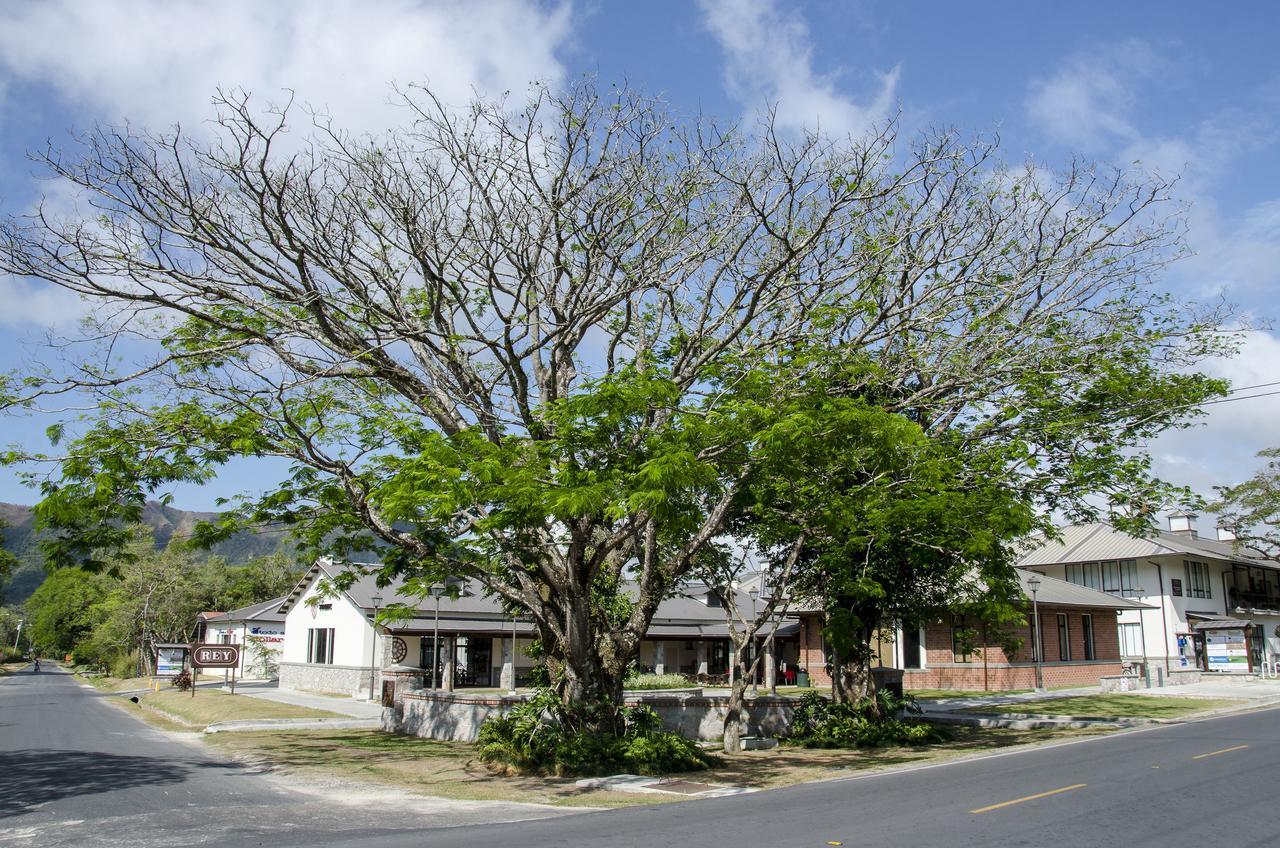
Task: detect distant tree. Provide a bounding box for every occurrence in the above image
[0,80,1228,719]
[25,568,109,657]
[1213,448,1280,560]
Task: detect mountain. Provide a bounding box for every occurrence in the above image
[0,501,295,604]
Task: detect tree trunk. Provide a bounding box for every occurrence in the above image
[722,660,752,753]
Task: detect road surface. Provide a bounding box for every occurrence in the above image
[0,665,569,847]
[4,664,1278,847]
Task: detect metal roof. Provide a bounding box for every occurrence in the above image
[206,596,286,624]
[277,558,801,632]
[1016,523,1274,568]
[1016,569,1148,610]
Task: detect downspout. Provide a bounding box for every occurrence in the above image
[1148,560,1172,675]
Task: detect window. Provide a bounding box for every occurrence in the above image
[1057,613,1071,662]
[1184,560,1212,599]
[951,615,973,663]
[306,627,335,664]
[902,624,923,669]
[1081,614,1095,661]
[1119,623,1143,657]
[1065,559,1139,597]
[219,632,233,645]
[1027,613,1042,662]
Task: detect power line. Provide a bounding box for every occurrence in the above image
[1200,389,1280,407]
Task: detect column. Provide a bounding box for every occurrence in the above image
[499,636,514,690]
[654,642,666,675]
[443,636,456,692]
[696,641,709,676]
[764,639,776,690]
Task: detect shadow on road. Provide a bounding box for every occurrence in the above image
[0,749,243,816]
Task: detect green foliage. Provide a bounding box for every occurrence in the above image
[1213,447,1280,562]
[25,568,109,656]
[476,689,710,776]
[785,690,951,749]
[624,672,695,690]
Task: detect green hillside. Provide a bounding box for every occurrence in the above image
[0,501,295,604]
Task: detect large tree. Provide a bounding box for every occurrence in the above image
[0,81,1226,713]
[1212,448,1280,560]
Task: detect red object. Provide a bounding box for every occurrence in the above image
[782,669,796,686]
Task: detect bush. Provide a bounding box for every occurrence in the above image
[785,690,951,749]
[623,672,695,690]
[171,669,193,692]
[0,647,25,664]
[477,688,710,776]
[110,651,140,679]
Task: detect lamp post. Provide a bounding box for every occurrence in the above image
[13,619,23,652]
[1135,587,1151,688]
[1027,576,1044,692]
[508,612,518,694]
[368,594,383,702]
[428,586,445,690]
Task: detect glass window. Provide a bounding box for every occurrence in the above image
[1119,623,1143,657]
[307,627,335,664]
[1057,613,1071,662]
[1184,561,1212,599]
[1081,614,1095,661]
[1066,560,1137,596]
[951,615,973,663]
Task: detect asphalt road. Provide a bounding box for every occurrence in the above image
[5,665,1278,847]
[0,665,569,847]
[345,701,1280,848]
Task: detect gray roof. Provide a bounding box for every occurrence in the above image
[1016,523,1274,568]
[1016,569,1147,610]
[206,596,286,624]
[277,559,799,633]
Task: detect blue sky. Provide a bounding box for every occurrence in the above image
[0,0,1277,515]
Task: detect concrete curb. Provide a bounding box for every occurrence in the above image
[925,713,1126,730]
[925,696,1280,730]
[205,717,382,734]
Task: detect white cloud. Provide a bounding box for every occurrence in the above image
[1025,39,1164,150]
[1150,331,1280,497]
[0,0,573,135]
[699,0,898,136]
[0,276,88,330]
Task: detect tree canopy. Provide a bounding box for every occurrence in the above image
[0,80,1229,709]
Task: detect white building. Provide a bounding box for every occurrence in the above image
[1018,514,1280,677]
[275,558,798,700]
[201,596,287,680]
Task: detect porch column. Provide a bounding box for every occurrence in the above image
[696,641,708,676]
[443,636,456,692]
[654,642,666,675]
[764,639,776,690]
[499,636,514,690]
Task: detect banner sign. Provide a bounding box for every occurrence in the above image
[1205,630,1248,670]
[191,643,241,668]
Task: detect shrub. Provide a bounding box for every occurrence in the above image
[110,651,140,679]
[171,669,193,691]
[477,688,710,776]
[785,690,951,749]
[623,672,695,690]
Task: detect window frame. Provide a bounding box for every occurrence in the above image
[1056,613,1071,662]
[1184,560,1212,599]
[1081,614,1095,661]
[306,627,335,664]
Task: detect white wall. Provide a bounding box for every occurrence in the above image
[202,620,285,678]
[281,576,375,668]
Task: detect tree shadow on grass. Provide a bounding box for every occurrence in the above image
[0,749,243,817]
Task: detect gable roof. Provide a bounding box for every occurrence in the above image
[206,596,286,624]
[276,558,798,634]
[1016,523,1273,568]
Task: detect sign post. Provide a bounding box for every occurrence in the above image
[191,644,241,697]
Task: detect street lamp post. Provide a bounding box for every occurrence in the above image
[13,619,23,652]
[1135,588,1151,688]
[749,587,760,697]
[368,594,383,702]
[1027,576,1044,692]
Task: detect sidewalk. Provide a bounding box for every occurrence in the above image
[235,681,386,719]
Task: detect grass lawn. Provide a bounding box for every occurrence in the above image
[132,688,345,728]
[909,688,1033,700]
[963,694,1245,720]
[82,674,155,693]
[204,723,1114,808]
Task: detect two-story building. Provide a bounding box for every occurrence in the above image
[1017,513,1280,677]
[201,597,288,680]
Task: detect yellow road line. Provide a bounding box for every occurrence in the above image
[970,783,1087,814]
[1192,744,1248,760]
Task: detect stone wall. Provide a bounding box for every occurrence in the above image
[279,661,375,697]
[384,688,797,743]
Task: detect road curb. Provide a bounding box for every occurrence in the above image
[205,717,382,733]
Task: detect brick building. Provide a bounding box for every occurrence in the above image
[796,571,1144,691]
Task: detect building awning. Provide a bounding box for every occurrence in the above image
[1190,617,1255,631]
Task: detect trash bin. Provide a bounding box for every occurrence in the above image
[796,670,811,688]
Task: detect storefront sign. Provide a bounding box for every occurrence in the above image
[192,644,241,668]
[248,626,284,644]
[1204,629,1249,670]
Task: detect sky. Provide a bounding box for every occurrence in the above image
[0,0,1277,525]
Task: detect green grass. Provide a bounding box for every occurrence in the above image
[963,694,1245,719]
[909,688,1033,700]
[624,673,696,690]
[137,688,345,727]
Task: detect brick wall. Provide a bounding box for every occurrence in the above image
[795,605,1125,692]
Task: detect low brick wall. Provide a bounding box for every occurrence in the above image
[385,688,797,743]
[279,662,374,697]
[902,661,1124,692]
